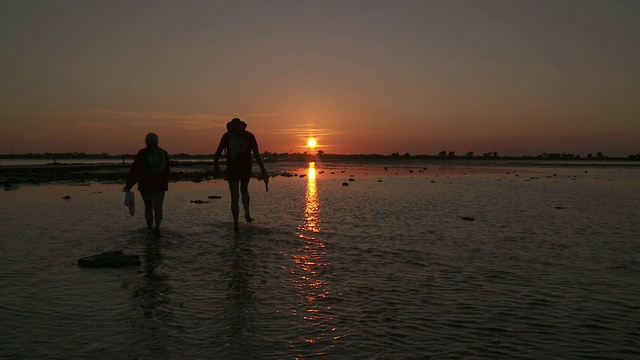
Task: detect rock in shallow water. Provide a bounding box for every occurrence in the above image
[190,200,210,204]
[78,251,140,268]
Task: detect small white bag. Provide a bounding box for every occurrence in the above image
[124,191,135,216]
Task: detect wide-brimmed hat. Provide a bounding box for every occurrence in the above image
[227,118,247,131]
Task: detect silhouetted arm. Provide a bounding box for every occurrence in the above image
[251,142,268,182]
[124,149,144,192]
[213,133,228,172]
[164,149,170,177]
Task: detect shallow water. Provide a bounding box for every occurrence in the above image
[1,162,639,359]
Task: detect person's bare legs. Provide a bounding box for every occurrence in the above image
[151,191,165,235]
[240,178,253,223]
[141,191,165,236]
[141,192,154,233]
[228,180,240,231]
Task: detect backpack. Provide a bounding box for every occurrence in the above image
[143,147,167,173]
[227,132,250,160]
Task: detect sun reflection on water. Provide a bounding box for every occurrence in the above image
[290,162,345,357]
[300,162,320,234]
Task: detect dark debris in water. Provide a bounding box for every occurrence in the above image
[459,216,475,221]
[191,200,210,204]
[78,250,140,268]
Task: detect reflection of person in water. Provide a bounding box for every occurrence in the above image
[136,239,168,318]
[128,239,171,358]
[221,235,257,357]
[214,118,268,232]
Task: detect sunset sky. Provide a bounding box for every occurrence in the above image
[1,0,639,156]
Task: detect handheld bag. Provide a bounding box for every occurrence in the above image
[124,191,135,216]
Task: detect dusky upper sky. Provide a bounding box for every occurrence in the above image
[1,0,639,156]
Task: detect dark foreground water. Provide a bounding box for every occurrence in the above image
[1,161,639,359]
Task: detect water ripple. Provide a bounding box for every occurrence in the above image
[1,168,640,358]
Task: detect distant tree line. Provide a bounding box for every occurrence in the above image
[0,152,114,159]
[1,150,639,161]
[311,150,640,161]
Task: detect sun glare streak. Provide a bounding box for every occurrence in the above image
[308,162,317,181]
[289,161,348,356]
[302,162,319,232]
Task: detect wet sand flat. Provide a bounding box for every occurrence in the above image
[1,161,639,359]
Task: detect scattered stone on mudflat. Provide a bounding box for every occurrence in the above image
[4,182,19,191]
[63,195,71,199]
[554,206,567,209]
[78,251,140,268]
[191,200,210,204]
[348,178,355,181]
[459,216,475,221]
[342,182,349,186]
[207,195,222,199]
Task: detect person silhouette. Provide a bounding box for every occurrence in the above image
[124,132,170,236]
[214,118,268,232]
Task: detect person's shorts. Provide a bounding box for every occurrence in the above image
[140,190,165,195]
[139,184,167,194]
[227,165,252,182]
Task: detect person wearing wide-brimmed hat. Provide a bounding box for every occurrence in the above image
[214,118,268,232]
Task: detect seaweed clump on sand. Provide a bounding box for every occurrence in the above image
[0,164,131,186]
[78,251,141,268]
[0,162,276,186]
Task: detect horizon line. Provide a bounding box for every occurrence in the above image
[1,151,639,160]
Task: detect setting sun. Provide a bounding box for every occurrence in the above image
[307,138,317,148]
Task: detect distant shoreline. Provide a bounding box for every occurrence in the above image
[2,158,639,189]
[1,151,639,162]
